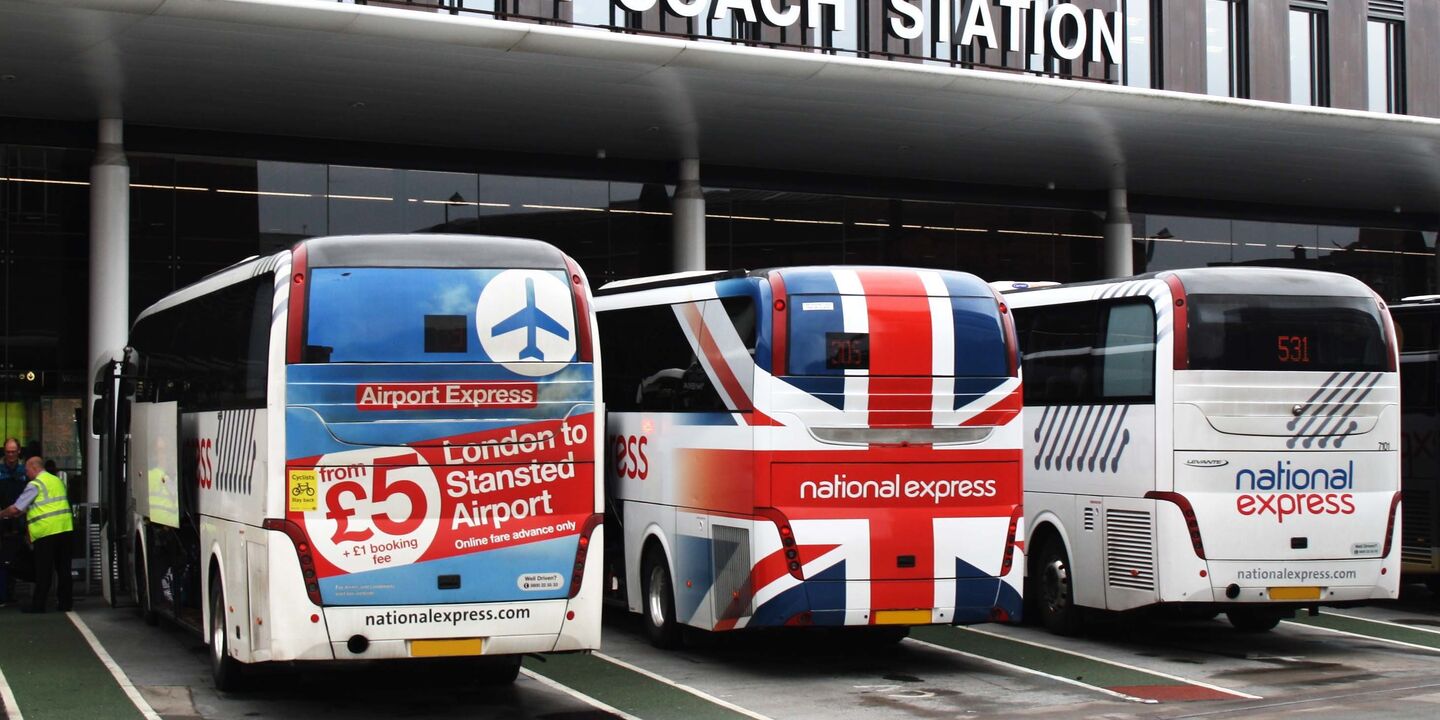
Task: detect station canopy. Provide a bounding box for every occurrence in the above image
[3,0,1440,216]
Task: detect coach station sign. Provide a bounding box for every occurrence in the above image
[609,0,1124,64]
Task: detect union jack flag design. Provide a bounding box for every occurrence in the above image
[603,266,1024,632]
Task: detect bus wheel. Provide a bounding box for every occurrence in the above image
[209,579,245,691]
[475,656,521,685]
[135,546,158,627]
[1036,540,1083,636]
[641,550,682,649]
[1226,609,1282,633]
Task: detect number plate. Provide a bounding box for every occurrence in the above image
[1268,586,1321,601]
[409,638,484,657]
[874,610,932,625]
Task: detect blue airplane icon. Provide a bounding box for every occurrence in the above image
[490,277,570,360]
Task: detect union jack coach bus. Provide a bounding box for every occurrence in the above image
[95,235,603,688]
[1004,268,1401,634]
[595,267,1024,647]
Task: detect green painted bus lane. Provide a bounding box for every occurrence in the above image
[524,652,764,720]
[0,608,143,720]
[1286,611,1440,651]
[909,625,1247,703]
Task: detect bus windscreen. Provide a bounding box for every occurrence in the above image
[1187,294,1387,372]
[305,267,578,364]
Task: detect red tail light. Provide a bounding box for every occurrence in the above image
[1162,273,1189,371]
[1382,491,1403,558]
[568,513,604,598]
[999,504,1023,576]
[285,242,309,365]
[564,257,594,363]
[757,508,804,580]
[989,289,1021,378]
[770,273,789,376]
[1377,295,1398,373]
[263,517,322,605]
[1146,491,1206,559]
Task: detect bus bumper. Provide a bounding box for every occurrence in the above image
[1184,558,1401,604]
[320,599,578,660]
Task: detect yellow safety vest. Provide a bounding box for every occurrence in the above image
[148,467,179,528]
[26,471,73,542]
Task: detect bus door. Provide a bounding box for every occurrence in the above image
[1171,293,1400,590]
[94,357,134,606]
[284,265,598,608]
[761,268,1022,626]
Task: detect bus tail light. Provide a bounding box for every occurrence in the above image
[1162,273,1189,371]
[568,513,604,599]
[999,505,1023,576]
[263,517,322,605]
[285,242,309,365]
[756,508,804,580]
[1146,491,1206,559]
[565,257,594,363]
[989,288,1021,378]
[770,273,789,376]
[1376,294,1398,373]
[1382,491,1403,558]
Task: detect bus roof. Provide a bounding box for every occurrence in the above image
[302,234,570,270]
[1007,267,1376,299]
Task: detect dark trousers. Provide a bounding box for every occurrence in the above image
[30,531,73,612]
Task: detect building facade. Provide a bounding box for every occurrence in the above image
[1,0,1438,495]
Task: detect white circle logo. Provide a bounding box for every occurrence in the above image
[476,270,577,377]
[306,447,441,574]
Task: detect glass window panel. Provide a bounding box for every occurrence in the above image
[255,161,326,255]
[1137,215,1233,272]
[1367,19,1403,113]
[1125,0,1152,88]
[327,165,406,236]
[1290,10,1313,105]
[1101,302,1155,399]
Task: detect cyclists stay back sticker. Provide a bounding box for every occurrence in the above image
[289,469,319,512]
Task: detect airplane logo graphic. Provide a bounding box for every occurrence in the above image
[490,277,570,360]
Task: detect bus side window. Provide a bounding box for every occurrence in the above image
[598,303,731,413]
[1099,302,1156,401]
[1016,303,1100,405]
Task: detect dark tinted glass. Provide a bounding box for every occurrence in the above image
[599,298,755,413]
[1015,299,1156,404]
[1187,294,1387,372]
[131,275,273,408]
[1395,308,1438,410]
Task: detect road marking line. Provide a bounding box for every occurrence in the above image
[593,651,776,720]
[67,611,162,720]
[963,627,1261,700]
[904,637,1156,704]
[1281,619,1440,653]
[1320,610,1440,636]
[520,667,642,720]
[0,665,24,720]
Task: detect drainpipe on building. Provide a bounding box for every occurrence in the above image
[1104,187,1133,279]
[672,158,705,272]
[87,118,129,504]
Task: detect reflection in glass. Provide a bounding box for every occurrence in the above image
[1289,8,1327,106]
[1367,19,1404,113]
[1206,0,1245,97]
[1125,0,1152,88]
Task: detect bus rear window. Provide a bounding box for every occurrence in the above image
[1186,294,1387,372]
[305,267,577,363]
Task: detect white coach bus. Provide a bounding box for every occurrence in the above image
[95,234,603,688]
[1005,268,1401,634]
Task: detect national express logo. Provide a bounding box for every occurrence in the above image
[1233,460,1356,523]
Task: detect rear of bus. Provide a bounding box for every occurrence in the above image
[1391,300,1440,582]
[1164,268,1400,623]
[752,266,1024,627]
[272,235,602,665]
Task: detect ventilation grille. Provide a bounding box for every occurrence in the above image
[1370,0,1406,19]
[712,525,753,621]
[1402,487,1433,566]
[1105,509,1155,591]
[1084,506,1097,532]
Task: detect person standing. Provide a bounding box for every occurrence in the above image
[0,456,74,613]
[0,439,28,604]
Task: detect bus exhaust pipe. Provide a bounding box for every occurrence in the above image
[1225,584,1241,600]
[347,635,370,655]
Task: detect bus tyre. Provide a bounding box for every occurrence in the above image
[475,656,521,685]
[641,550,682,649]
[1226,609,1282,633]
[209,579,244,692]
[135,546,158,627]
[1035,540,1083,636]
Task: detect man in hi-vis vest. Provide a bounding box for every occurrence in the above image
[0,457,73,613]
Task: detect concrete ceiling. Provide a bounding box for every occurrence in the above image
[3,0,1440,216]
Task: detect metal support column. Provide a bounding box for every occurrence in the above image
[672,158,705,272]
[86,119,129,503]
[1103,187,1134,279]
